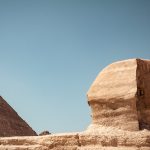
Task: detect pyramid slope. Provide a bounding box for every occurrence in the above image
[0,96,37,137]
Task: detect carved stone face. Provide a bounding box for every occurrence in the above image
[87,59,150,131]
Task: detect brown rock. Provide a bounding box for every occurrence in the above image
[0,96,37,137]
[136,59,150,130]
[39,131,51,136]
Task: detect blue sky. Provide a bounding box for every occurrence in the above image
[0,0,150,134]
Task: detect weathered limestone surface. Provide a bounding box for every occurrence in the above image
[0,96,37,136]
[0,130,150,150]
[0,58,150,150]
[87,59,150,131]
[87,59,139,131]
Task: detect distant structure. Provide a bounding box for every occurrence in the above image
[87,58,150,131]
[39,130,51,136]
[0,96,37,137]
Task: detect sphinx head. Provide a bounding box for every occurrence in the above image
[87,59,150,131]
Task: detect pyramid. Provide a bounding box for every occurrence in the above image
[0,96,37,137]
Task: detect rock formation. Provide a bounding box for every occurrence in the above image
[0,96,37,136]
[39,131,51,136]
[87,58,150,131]
[0,58,150,149]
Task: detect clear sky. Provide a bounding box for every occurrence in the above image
[0,0,150,134]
